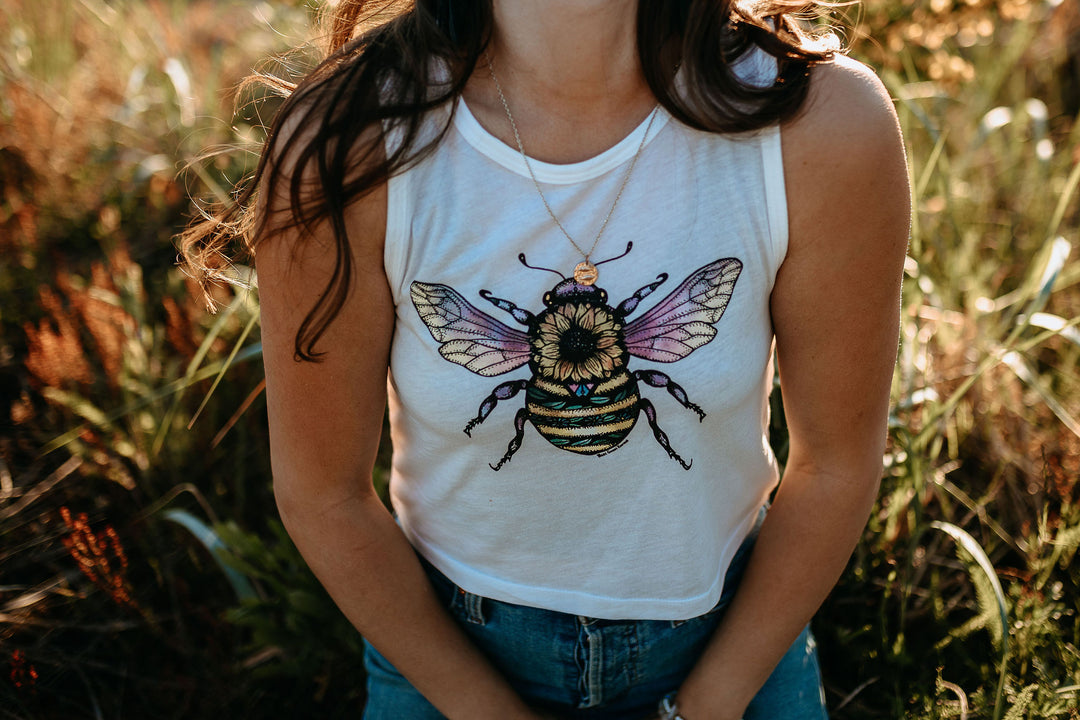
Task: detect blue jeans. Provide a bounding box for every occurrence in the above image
[363,513,828,719]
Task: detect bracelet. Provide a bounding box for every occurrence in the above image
[658,694,686,720]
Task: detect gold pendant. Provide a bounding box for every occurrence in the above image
[573,261,598,285]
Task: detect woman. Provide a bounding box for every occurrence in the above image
[182,0,909,717]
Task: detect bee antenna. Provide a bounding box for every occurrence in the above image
[518,253,566,279]
[594,242,633,267]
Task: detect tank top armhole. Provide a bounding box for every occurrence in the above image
[383,124,412,304]
[761,124,789,277]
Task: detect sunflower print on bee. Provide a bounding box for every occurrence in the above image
[534,302,622,383]
[410,247,743,471]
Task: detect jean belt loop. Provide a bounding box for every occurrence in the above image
[462,589,486,625]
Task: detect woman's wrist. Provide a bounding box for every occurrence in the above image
[658,693,687,719]
[663,688,747,720]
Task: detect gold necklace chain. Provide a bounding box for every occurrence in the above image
[486,56,658,285]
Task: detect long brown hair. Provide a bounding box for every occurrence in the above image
[178,0,833,361]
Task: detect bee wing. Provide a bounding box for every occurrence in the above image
[623,258,743,363]
[410,282,532,377]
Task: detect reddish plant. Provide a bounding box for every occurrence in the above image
[59,506,136,610]
[8,650,38,691]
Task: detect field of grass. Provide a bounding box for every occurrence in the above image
[1,0,1078,718]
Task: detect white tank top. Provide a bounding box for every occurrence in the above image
[383,68,787,621]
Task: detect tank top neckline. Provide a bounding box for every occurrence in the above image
[453,96,671,186]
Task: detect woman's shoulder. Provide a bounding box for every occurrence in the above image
[781,54,903,170]
[778,53,909,255]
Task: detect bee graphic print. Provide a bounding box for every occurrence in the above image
[410,246,742,471]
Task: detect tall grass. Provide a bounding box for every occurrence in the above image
[0,0,1078,718]
[813,1,1080,717]
[0,1,339,716]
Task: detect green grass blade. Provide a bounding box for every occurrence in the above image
[150,293,244,458]
[40,387,117,433]
[915,129,948,201]
[1024,312,1080,348]
[1046,161,1080,244]
[929,520,1010,720]
[1028,237,1072,316]
[187,309,260,429]
[162,509,257,602]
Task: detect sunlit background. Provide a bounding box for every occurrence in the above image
[1,0,1078,717]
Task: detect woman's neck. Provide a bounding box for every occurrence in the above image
[463,0,655,164]
[490,0,643,112]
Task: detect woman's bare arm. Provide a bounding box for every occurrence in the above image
[256,130,541,720]
[674,55,911,719]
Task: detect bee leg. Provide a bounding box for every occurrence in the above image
[464,379,528,436]
[615,273,668,318]
[638,398,692,470]
[490,409,529,471]
[633,370,706,421]
[478,290,535,326]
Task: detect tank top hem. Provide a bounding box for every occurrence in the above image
[400,505,763,621]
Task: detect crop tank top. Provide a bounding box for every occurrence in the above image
[383,57,787,621]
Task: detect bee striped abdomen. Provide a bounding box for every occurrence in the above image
[527,372,639,454]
